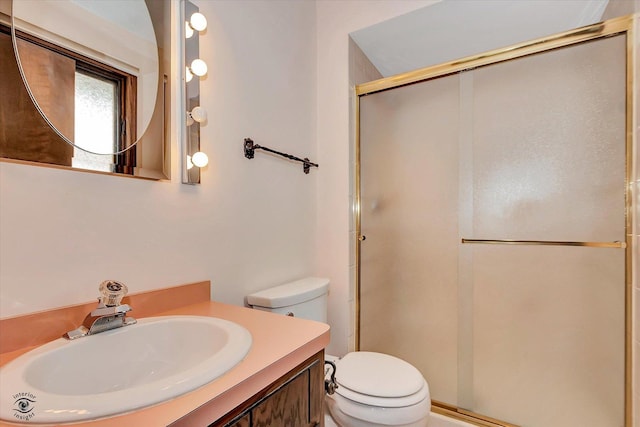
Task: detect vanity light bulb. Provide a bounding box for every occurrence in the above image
[189,12,207,32]
[186,155,194,170]
[185,22,194,38]
[186,112,195,127]
[190,106,207,123]
[185,66,193,82]
[190,59,208,77]
[192,151,209,168]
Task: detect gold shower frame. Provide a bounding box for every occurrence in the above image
[354,14,636,427]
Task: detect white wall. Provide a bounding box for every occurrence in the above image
[0,0,317,317]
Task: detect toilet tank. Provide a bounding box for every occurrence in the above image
[247,277,329,323]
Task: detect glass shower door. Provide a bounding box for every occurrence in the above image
[359,73,461,405]
[358,32,627,427]
[464,34,626,426]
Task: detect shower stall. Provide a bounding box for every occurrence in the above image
[355,16,634,427]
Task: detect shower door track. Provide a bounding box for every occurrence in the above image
[432,400,520,427]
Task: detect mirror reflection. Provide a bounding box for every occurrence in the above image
[11,0,158,154]
[0,0,170,179]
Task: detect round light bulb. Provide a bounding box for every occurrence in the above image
[186,155,194,170]
[186,112,194,126]
[190,59,208,77]
[185,22,194,38]
[192,151,209,168]
[189,12,207,32]
[185,66,193,82]
[190,106,207,123]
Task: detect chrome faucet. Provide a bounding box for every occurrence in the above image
[65,280,137,340]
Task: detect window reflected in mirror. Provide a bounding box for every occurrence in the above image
[0,0,171,180]
[73,71,118,172]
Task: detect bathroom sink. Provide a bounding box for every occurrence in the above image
[0,315,252,424]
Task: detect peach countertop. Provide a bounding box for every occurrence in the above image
[0,284,330,426]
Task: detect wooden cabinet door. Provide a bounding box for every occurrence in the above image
[308,352,323,427]
[252,369,309,427]
[212,351,324,427]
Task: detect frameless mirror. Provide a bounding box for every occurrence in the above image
[0,0,171,179]
[11,0,157,154]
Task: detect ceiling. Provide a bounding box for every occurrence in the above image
[350,0,610,77]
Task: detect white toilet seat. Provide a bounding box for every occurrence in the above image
[336,378,430,408]
[326,352,431,426]
[335,352,425,399]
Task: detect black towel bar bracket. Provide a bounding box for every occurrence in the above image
[244,138,318,174]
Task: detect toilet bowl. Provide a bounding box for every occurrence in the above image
[325,352,430,427]
[246,277,431,427]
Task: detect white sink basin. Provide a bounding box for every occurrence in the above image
[0,315,252,424]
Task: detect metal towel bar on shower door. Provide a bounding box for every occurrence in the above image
[460,239,626,248]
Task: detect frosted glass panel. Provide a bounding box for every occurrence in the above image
[73,72,117,170]
[472,245,625,426]
[471,35,626,242]
[75,72,117,153]
[359,74,460,404]
[358,32,628,427]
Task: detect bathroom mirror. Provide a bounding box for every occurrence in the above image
[0,0,171,179]
[11,0,157,154]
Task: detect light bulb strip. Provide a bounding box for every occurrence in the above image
[182,1,208,184]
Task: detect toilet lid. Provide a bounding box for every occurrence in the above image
[335,352,425,399]
[336,378,430,408]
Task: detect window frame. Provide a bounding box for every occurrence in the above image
[2,24,137,171]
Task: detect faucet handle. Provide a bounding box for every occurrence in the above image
[98,280,128,307]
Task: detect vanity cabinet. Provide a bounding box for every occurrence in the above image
[212,351,324,427]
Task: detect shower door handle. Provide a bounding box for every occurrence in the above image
[461,238,625,248]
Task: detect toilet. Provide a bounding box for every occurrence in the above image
[247,277,431,427]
